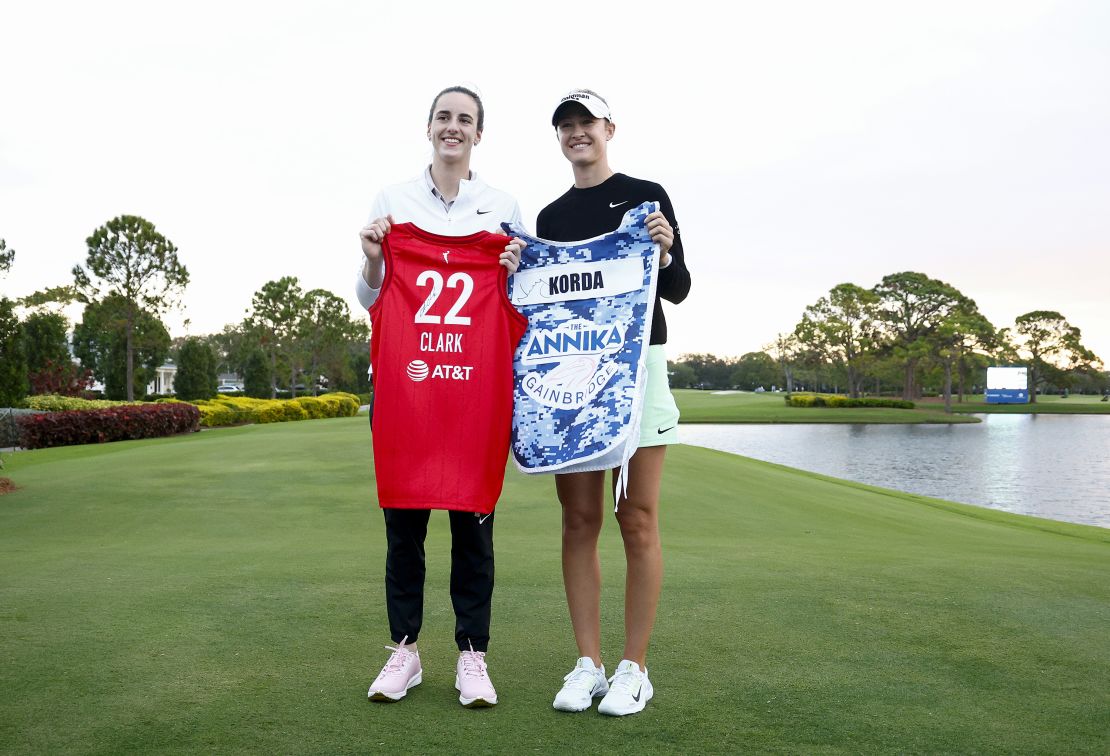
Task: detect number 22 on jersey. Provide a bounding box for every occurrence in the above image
[414,270,473,325]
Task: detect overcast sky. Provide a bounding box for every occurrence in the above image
[2,1,1108,365]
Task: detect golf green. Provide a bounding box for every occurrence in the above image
[2,418,1107,753]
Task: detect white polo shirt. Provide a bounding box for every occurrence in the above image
[355,168,523,310]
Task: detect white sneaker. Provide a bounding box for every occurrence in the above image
[552,657,608,712]
[597,659,653,716]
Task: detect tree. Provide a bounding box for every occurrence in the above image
[0,298,27,405]
[765,332,801,393]
[0,238,13,275]
[0,242,27,404]
[246,277,303,398]
[18,285,78,309]
[873,272,970,400]
[931,304,995,412]
[1012,311,1102,403]
[209,323,257,380]
[730,352,778,391]
[675,353,735,389]
[20,312,70,376]
[73,215,188,400]
[28,359,94,397]
[794,283,880,398]
[175,337,218,401]
[668,361,697,389]
[243,349,271,398]
[73,295,170,400]
[297,289,370,395]
[338,341,372,395]
[20,311,84,397]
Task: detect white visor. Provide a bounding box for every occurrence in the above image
[552,90,612,125]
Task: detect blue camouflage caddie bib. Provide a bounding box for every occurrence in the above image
[502,201,659,474]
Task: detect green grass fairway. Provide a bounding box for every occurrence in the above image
[2,420,1108,753]
[674,389,980,424]
[944,394,1110,415]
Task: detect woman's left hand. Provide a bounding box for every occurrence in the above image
[645,210,674,261]
[501,237,526,274]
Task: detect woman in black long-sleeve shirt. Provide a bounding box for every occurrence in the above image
[538,89,691,717]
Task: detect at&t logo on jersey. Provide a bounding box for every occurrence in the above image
[407,358,474,383]
[520,319,626,409]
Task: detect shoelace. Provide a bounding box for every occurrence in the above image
[381,636,415,674]
[563,665,601,689]
[607,666,643,695]
[458,647,488,680]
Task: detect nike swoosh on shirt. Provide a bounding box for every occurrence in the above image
[476,209,493,215]
[658,426,676,434]
[609,201,628,208]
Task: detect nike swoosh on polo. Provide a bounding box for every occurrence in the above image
[657,426,676,434]
[476,209,493,215]
[609,201,628,208]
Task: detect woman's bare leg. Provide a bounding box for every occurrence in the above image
[612,445,666,668]
[556,470,607,667]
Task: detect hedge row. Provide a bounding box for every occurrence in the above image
[1,409,44,447]
[191,392,360,427]
[785,394,915,410]
[17,403,201,449]
[23,395,135,411]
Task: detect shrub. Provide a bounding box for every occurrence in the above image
[256,402,289,424]
[294,396,326,419]
[188,392,362,427]
[785,394,915,410]
[17,403,200,449]
[1,408,43,447]
[282,402,308,422]
[194,402,240,428]
[24,394,133,411]
[319,392,360,417]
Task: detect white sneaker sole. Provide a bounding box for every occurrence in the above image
[553,688,607,712]
[368,671,422,702]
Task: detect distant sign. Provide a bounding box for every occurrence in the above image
[986,366,1028,404]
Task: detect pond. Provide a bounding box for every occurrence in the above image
[679,414,1110,528]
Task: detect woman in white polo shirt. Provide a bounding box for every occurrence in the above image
[356,85,524,709]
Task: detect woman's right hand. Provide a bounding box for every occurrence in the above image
[360,215,395,262]
[359,215,393,289]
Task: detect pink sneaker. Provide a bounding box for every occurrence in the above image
[455,644,497,707]
[367,636,422,702]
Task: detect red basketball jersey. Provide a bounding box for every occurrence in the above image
[368,224,527,514]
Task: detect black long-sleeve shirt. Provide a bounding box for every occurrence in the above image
[536,173,691,345]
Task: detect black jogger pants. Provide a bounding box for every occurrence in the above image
[382,508,495,652]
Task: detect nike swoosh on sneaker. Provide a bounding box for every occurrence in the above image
[609,201,628,208]
[657,426,676,434]
[476,209,492,215]
[631,684,643,702]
